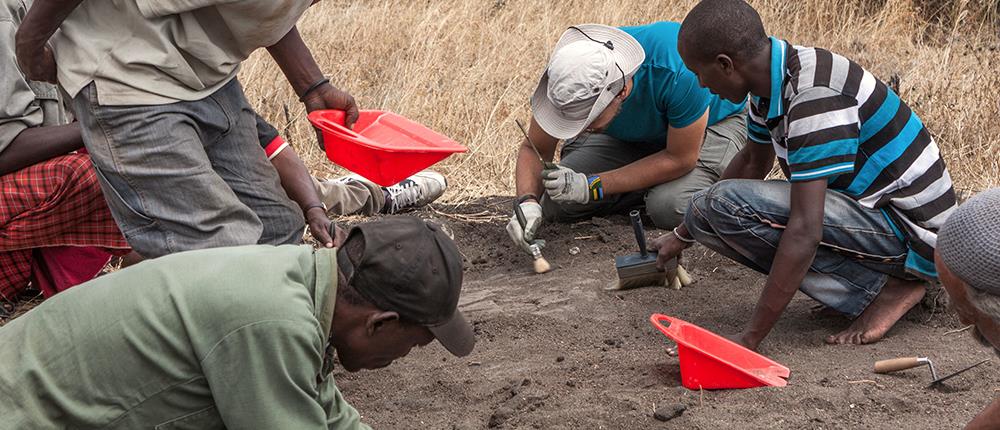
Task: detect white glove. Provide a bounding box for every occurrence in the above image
[506,200,544,254]
[542,165,600,205]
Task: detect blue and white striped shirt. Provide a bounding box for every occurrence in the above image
[748,37,957,279]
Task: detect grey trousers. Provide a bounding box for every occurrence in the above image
[73,80,304,258]
[541,113,747,229]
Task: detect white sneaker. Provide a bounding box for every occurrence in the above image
[384,171,447,214]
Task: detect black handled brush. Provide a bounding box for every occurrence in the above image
[609,210,675,290]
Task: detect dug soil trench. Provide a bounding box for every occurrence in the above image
[337,197,998,429]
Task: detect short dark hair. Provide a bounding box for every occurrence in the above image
[679,0,769,62]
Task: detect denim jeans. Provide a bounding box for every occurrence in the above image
[73,79,303,258]
[541,112,747,230]
[685,179,913,318]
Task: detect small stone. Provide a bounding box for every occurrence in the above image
[591,217,612,227]
[556,356,565,363]
[653,403,687,422]
[568,246,580,255]
[488,406,515,428]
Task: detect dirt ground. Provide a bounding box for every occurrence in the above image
[336,197,999,429]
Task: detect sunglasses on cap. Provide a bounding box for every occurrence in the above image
[566,25,627,96]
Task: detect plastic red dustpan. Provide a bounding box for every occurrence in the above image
[650,314,790,390]
[307,110,467,186]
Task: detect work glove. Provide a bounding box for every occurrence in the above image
[542,165,602,205]
[506,200,545,254]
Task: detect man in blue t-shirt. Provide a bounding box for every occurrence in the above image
[507,23,746,256]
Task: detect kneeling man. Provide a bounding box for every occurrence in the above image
[654,0,957,349]
[0,217,474,429]
[508,22,746,255]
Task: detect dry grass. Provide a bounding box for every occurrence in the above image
[241,0,1000,202]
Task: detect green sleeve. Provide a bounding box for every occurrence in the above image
[318,376,371,430]
[200,321,369,429]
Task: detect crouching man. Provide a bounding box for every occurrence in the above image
[0,217,474,429]
[653,0,958,349]
[507,22,746,256]
[936,188,1000,429]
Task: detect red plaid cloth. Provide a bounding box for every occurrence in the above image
[0,154,129,300]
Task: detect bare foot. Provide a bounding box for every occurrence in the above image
[824,278,926,345]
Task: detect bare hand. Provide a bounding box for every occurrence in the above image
[332,223,347,247]
[724,332,759,351]
[302,83,359,128]
[15,34,57,83]
[306,207,334,248]
[648,233,689,270]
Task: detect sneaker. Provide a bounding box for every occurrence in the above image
[384,171,447,214]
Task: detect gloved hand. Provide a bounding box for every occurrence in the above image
[506,200,544,254]
[542,165,602,205]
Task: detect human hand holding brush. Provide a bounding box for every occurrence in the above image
[609,211,694,290]
[648,226,696,290]
[506,198,551,274]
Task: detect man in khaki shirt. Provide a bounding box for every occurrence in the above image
[15,0,362,258]
[0,217,475,429]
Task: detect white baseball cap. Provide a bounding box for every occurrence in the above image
[531,24,646,140]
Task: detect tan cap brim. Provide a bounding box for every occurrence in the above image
[428,310,475,357]
[531,24,646,140]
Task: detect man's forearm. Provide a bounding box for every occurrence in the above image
[267,27,325,96]
[15,0,82,50]
[599,150,695,195]
[270,145,323,211]
[0,123,84,176]
[721,146,772,181]
[515,145,546,200]
[741,179,827,348]
[742,225,819,346]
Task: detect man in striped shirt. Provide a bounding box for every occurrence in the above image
[651,0,957,349]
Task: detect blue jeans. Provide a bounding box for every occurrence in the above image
[73,80,304,258]
[684,179,913,318]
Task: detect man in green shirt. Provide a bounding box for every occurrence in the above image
[0,217,474,429]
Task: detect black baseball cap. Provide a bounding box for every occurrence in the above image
[337,217,474,357]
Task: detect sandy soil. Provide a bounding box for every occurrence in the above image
[336,197,999,429]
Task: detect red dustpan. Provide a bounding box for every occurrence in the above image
[650,314,790,390]
[308,110,467,187]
